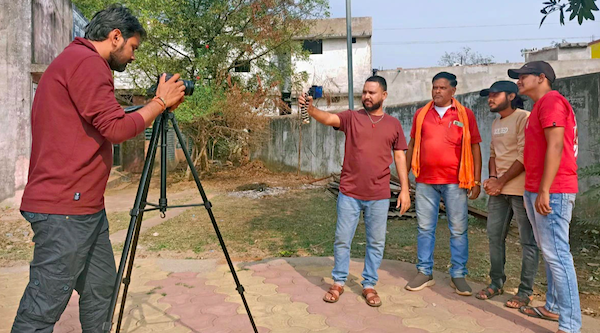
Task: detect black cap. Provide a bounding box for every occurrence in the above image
[508,61,556,83]
[480,81,519,97]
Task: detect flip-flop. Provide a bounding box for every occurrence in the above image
[519,306,559,322]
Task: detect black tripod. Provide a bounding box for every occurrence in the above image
[103,106,258,333]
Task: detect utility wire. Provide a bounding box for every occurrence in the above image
[374,22,562,30]
[373,36,594,45]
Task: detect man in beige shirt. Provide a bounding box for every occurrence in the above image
[475,81,540,309]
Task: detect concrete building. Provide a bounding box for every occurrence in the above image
[290,17,372,112]
[0,0,86,205]
[523,41,600,62]
[113,17,373,115]
[377,59,600,106]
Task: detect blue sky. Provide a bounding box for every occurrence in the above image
[327,0,599,69]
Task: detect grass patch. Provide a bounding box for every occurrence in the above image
[138,193,265,255]
[137,189,518,284]
[107,210,161,235]
[0,219,34,263]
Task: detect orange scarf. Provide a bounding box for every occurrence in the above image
[411,98,475,189]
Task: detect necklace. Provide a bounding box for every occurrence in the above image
[366,111,385,128]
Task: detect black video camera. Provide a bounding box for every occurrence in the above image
[147,73,195,97]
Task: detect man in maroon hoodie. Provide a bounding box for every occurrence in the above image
[12,5,185,332]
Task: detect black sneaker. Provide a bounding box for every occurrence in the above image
[450,277,472,296]
[405,272,435,291]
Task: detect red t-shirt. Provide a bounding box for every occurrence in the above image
[336,109,408,200]
[524,91,578,193]
[20,38,146,215]
[410,103,482,184]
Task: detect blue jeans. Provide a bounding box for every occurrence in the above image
[332,192,390,289]
[415,183,469,278]
[524,191,581,333]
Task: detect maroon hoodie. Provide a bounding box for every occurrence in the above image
[21,37,146,215]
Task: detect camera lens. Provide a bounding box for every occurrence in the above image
[165,74,195,96]
[147,73,196,97]
[183,80,195,96]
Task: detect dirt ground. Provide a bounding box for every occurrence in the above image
[1,161,599,316]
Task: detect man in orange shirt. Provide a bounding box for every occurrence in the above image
[405,72,482,296]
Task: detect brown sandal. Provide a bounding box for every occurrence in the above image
[505,294,532,308]
[475,285,503,300]
[362,288,382,307]
[323,284,344,303]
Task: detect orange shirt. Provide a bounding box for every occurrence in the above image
[410,103,482,184]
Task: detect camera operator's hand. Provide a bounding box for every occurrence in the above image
[156,73,185,110]
[298,93,313,111]
[170,96,185,111]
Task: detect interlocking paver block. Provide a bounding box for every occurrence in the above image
[378,303,419,319]
[288,313,329,331]
[326,313,368,331]
[440,316,485,332]
[403,316,446,332]
[414,305,455,321]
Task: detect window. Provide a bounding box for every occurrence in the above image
[302,39,323,54]
[352,37,356,44]
[234,60,251,73]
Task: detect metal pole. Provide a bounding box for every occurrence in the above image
[345,0,354,110]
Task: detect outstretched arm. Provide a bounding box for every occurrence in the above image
[298,94,340,128]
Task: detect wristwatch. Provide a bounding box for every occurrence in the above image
[474,180,482,186]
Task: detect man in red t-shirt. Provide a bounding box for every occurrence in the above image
[508,61,580,333]
[405,72,482,296]
[299,76,411,307]
[12,5,185,333]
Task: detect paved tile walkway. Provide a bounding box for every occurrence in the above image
[1,257,599,333]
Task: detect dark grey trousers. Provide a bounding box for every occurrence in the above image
[11,210,116,333]
[487,195,539,296]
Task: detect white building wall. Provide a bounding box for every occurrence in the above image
[377,59,600,107]
[525,46,591,62]
[557,47,591,61]
[525,48,558,62]
[294,37,372,96]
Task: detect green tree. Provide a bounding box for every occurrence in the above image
[540,0,598,26]
[73,0,328,171]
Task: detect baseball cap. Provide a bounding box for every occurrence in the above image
[480,81,519,96]
[507,61,556,83]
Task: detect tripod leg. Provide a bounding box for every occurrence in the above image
[159,112,168,214]
[114,115,164,333]
[169,114,259,333]
[104,115,164,332]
